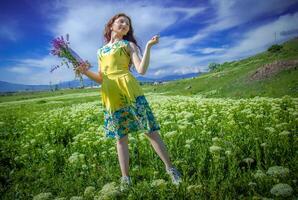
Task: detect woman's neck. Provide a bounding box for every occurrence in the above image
[109,33,123,44]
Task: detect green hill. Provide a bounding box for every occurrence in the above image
[144,37,298,98]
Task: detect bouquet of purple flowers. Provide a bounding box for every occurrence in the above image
[50,34,90,85]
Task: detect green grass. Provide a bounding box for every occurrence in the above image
[144,37,298,98]
[0,37,298,200]
[1,94,297,199]
[0,88,100,103]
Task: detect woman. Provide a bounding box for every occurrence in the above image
[77,13,182,190]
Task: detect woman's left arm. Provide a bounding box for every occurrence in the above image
[129,35,159,75]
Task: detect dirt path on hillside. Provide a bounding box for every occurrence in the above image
[249,59,298,81]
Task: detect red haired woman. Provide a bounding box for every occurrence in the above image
[78,13,182,191]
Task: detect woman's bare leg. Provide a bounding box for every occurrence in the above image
[116,135,129,177]
[145,130,173,169]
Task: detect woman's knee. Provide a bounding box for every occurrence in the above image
[117,135,128,145]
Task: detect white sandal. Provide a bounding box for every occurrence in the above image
[166,167,182,185]
[119,176,132,191]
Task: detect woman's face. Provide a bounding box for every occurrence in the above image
[111,16,130,36]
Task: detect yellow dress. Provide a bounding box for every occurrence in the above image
[97,39,160,140]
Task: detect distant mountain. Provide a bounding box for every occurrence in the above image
[0,81,51,93]
[135,72,202,82]
[0,79,98,93]
[0,72,202,93]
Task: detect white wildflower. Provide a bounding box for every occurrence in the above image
[253,170,266,179]
[48,150,56,155]
[209,145,222,153]
[225,150,231,156]
[178,125,187,130]
[260,143,267,147]
[248,182,257,187]
[212,137,219,143]
[243,158,254,165]
[185,138,195,144]
[151,179,167,188]
[82,164,88,170]
[68,155,79,164]
[84,186,95,198]
[270,183,293,197]
[266,166,290,178]
[33,192,53,200]
[187,184,203,193]
[78,154,85,160]
[70,197,83,200]
[163,121,172,125]
[264,127,275,133]
[165,131,178,137]
[279,131,290,136]
[94,182,119,200]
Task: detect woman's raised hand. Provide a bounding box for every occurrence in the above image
[147,34,160,47]
[76,61,90,75]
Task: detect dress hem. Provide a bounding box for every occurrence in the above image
[105,126,161,140]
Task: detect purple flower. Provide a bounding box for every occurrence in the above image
[50,36,69,56]
[49,34,91,85]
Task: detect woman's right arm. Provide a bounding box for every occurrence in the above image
[78,62,103,84]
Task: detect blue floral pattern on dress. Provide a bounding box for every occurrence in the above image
[97,40,129,61]
[103,95,160,139]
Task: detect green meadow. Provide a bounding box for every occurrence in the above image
[147,38,298,98]
[1,38,297,199]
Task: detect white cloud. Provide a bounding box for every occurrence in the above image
[138,35,209,78]
[198,47,226,54]
[8,66,31,74]
[197,11,298,64]
[208,0,297,31]
[25,67,77,85]
[166,0,298,52]
[1,62,84,85]
[0,19,21,42]
[151,66,204,77]
[0,55,93,85]
[47,0,205,60]
[140,9,298,73]
[4,0,204,84]
[152,69,167,76]
[1,0,298,85]
[10,56,60,69]
[154,1,298,67]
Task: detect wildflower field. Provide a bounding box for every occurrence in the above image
[0,90,297,199]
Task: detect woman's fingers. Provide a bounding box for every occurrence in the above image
[151,35,159,43]
[77,62,88,74]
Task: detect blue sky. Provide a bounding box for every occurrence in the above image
[1,0,298,85]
